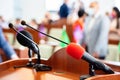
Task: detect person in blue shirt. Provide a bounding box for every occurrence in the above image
[0,27,18,62]
[59,0,69,18]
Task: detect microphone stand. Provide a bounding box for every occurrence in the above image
[26,49,35,67]
[80,64,95,80]
[14,48,35,68]
[33,45,52,71]
[14,45,52,71]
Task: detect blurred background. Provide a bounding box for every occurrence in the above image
[0,0,119,22]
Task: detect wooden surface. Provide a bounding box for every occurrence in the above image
[0,48,120,80]
[86,73,120,80]
[0,59,80,80]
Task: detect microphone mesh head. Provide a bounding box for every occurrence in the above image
[8,23,13,28]
[21,20,26,25]
[66,43,85,60]
[16,30,33,47]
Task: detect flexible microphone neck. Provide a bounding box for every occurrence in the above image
[21,20,69,45]
[9,23,41,64]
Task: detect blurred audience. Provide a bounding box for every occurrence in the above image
[14,18,24,31]
[59,0,69,18]
[72,9,86,44]
[67,0,84,24]
[0,27,18,62]
[109,7,120,35]
[82,1,110,59]
[42,12,53,24]
[0,16,8,29]
[29,19,38,29]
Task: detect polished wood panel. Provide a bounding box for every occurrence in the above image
[0,59,80,80]
[86,74,120,80]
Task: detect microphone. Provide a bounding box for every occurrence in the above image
[16,30,39,54]
[9,23,52,71]
[9,23,39,54]
[21,20,69,45]
[66,43,114,74]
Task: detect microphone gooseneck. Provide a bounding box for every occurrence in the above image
[21,20,69,45]
[8,23,40,64]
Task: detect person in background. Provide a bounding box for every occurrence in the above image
[72,9,86,44]
[0,27,18,62]
[109,7,120,35]
[42,12,53,24]
[0,16,8,29]
[29,19,38,29]
[59,0,69,18]
[82,1,110,59]
[14,18,24,31]
[67,0,84,25]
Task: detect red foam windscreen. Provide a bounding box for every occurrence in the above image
[66,43,85,60]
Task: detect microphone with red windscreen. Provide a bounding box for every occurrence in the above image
[66,43,85,60]
[66,43,114,74]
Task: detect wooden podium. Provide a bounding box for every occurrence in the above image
[0,48,120,80]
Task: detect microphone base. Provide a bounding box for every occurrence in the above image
[80,75,93,80]
[26,62,35,67]
[33,64,52,71]
[14,62,35,68]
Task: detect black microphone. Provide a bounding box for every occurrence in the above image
[66,43,114,74]
[9,23,39,54]
[9,23,52,71]
[21,20,69,45]
[16,30,39,54]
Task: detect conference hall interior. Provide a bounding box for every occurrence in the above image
[0,0,120,80]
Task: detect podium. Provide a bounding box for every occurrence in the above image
[0,48,120,80]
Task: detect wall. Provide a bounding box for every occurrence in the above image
[0,0,118,21]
